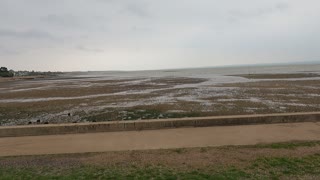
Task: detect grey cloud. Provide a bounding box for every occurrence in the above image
[275,2,289,10]
[76,45,105,53]
[0,45,21,56]
[0,0,319,71]
[0,28,64,56]
[227,2,289,22]
[124,3,150,18]
[0,29,55,39]
[94,0,116,3]
[42,14,81,27]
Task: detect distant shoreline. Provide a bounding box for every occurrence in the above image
[8,61,320,73]
[0,75,48,83]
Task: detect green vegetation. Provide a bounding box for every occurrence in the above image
[249,154,320,179]
[14,70,62,77]
[0,67,14,77]
[252,141,320,149]
[0,67,62,78]
[0,166,251,180]
[171,148,186,154]
[1,154,319,179]
[1,141,320,179]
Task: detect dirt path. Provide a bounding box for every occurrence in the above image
[0,122,320,157]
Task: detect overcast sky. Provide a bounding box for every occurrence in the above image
[0,0,319,71]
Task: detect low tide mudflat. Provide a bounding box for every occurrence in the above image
[0,64,320,126]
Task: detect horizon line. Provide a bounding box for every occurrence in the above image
[5,60,320,73]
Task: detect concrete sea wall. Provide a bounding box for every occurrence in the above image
[0,112,320,137]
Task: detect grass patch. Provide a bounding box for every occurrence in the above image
[249,154,320,179]
[0,166,250,180]
[2,154,320,179]
[1,142,320,179]
[251,141,320,149]
[171,148,186,154]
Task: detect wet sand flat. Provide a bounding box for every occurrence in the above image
[0,122,319,157]
[1,64,320,126]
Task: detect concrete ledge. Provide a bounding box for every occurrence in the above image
[0,112,320,137]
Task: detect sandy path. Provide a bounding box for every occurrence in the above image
[0,122,320,157]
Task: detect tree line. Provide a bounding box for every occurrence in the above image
[0,67,62,77]
[0,67,14,77]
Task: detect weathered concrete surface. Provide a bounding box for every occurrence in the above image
[0,122,319,157]
[0,112,320,137]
